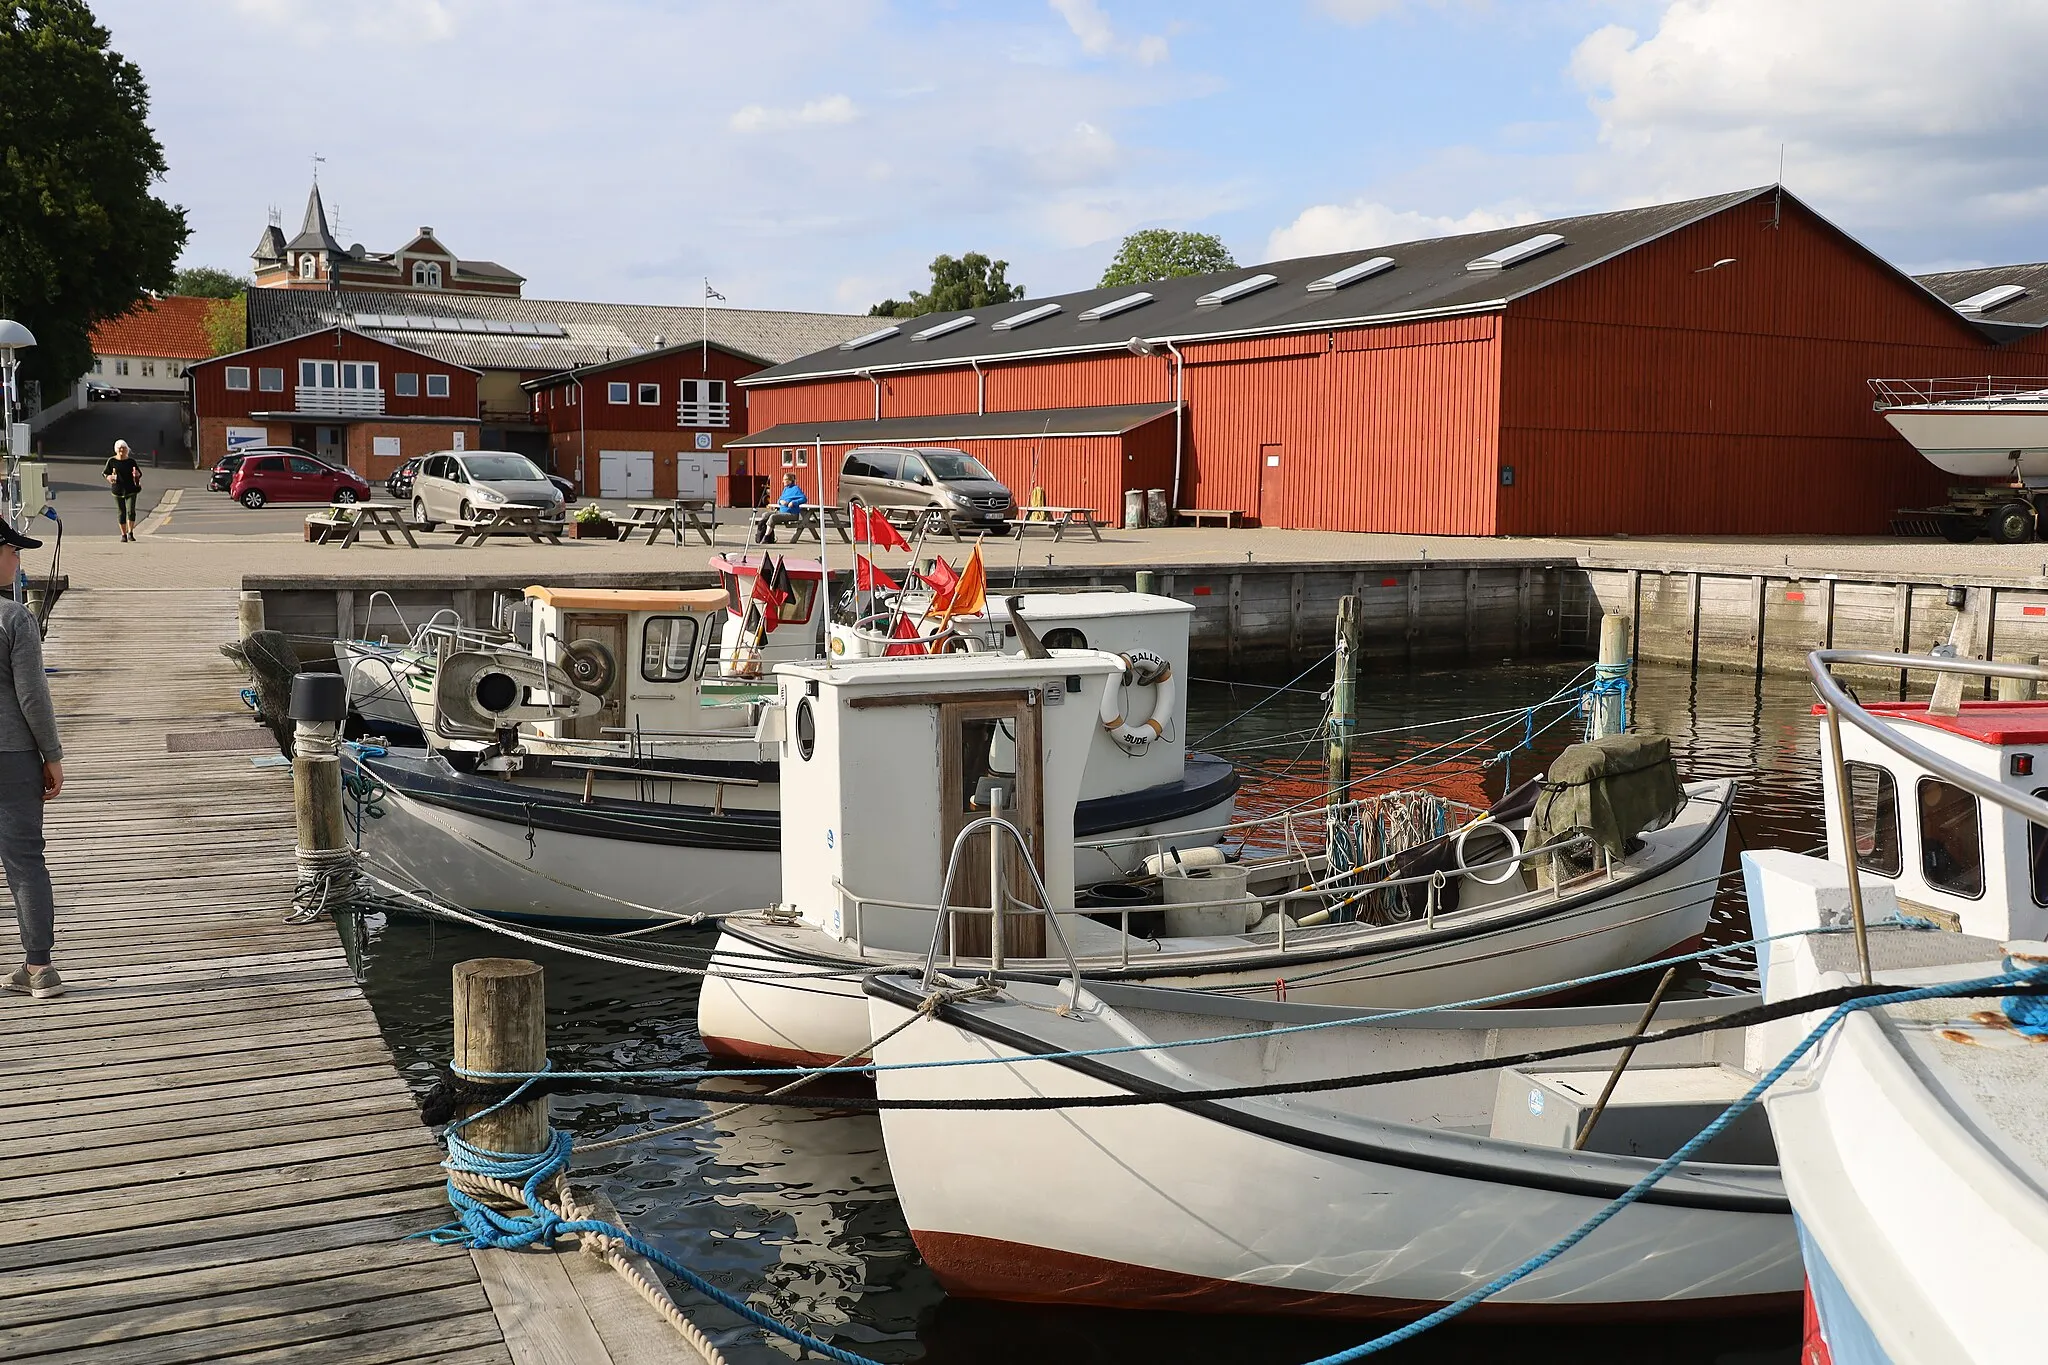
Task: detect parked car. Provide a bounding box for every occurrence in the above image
[211,445,323,493]
[838,446,1013,531]
[386,456,424,500]
[547,472,577,503]
[408,450,566,530]
[228,452,372,508]
[85,383,120,402]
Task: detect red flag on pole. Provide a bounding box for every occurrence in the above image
[856,504,911,552]
[750,555,790,632]
[855,554,898,592]
[921,555,959,608]
[883,611,928,656]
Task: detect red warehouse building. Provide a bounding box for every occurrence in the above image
[188,327,481,478]
[737,187,2048,536]
[522,342,772,500]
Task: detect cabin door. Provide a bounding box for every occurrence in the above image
[938,696,1045,959]
[560,612,626,741]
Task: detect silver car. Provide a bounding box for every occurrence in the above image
[409,450,565,529]
[838,446,1013,531]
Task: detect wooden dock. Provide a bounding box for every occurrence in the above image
[0,587,697,1364]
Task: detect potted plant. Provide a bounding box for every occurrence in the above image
[567,504,615,540]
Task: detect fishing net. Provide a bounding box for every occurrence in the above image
[221,629,299,758]
[1325,790,1455,924]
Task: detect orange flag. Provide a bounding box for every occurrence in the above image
[940,544,986,622]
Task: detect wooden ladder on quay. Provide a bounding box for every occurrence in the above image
[0,586,693,1365]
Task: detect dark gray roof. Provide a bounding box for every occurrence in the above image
[522,338,781,386]
[742,188,1780,387]
[728,402,1178,448]
[1915,262,2048,338]
[247,288,874,374]
[286,185,344,255]
[251,224,286,266]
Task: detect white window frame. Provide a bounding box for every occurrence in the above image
[412,261,442,288]
[426,373,450,399]
[299,254,316,280]
[116,359,131,376]
[91,357,103,374]
[637,382,660,406]
[676,378,729,428]
[257,367,284,392]
[140,360,155,378]
[608,381,630,404]
[224,366,250,390]
[393,372,419,397]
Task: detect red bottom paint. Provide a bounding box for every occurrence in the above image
[699,1033,853,1068]
[913,1230,1799,1322]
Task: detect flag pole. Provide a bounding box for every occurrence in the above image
[815,436,830,668]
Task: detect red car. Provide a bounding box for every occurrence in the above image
[229,452,371,508]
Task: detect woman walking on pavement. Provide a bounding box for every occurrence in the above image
[104,439,142,542]
[0,518,64,998]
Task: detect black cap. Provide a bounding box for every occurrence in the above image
[0,519,41,551]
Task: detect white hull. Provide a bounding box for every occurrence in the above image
[1882,404,2048,479]
[359,780,778,924]
[865,983,1794,1318]
[339,642,432,732]
[697,781,1732,1063]
[1747,851,2048,1365]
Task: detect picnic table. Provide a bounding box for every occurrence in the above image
[307,500,418,548]
[752,503,852,544]
[624,499,717,546]
[1014,505,1106,542]
[450,503,563,547]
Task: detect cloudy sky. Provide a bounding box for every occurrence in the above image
[98,0,2048,314]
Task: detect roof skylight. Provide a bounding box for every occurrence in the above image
[1465,233,1566,273]
[1306,257,1395,292]
[1956,284,2029,315]
[992,303,1062,331]
[1079,292,1154,322]
[1196,274,1279,307]
[840,325,900,350]
[911,315,976,341]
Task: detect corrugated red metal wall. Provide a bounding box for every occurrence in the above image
[1497,198,2048,534]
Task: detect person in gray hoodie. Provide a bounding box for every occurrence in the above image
[0,518,63,998]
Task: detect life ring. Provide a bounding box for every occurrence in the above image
[1454,819,1523,885]
[1099,649,1175,753]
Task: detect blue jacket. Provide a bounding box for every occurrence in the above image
[775,484,808,513]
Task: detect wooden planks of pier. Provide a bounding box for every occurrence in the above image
[0,588,693,1365]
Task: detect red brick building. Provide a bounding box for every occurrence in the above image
[523,342,772,499]
[187,326,480,478]
[250,184,523,298]
[736,187,2048,536]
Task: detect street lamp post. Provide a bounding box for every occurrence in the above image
[0,320,39,601]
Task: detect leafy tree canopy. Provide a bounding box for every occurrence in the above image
[1098,229,1236,288]
[869,252,1024,319]
[0,1,188,390]
[172,265,247,299]
[201,295,245,357]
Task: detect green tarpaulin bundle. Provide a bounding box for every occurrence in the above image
[1529,733,1686,860]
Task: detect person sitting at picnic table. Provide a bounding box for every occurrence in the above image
[752,473,808,543]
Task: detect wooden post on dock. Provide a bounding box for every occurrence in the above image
[452,958,551,1159]
[287,674,356,921]
[238,590,265,640]
[1327,595,1359,807]
[1929,587,1991,717]
[1997,654,2040,702]
[1591,613,1630,740]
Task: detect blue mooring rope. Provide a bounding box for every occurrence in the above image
[1304,962,2048,1362]
[425,1064,884,1365]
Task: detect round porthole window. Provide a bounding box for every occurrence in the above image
[795,697,817,761]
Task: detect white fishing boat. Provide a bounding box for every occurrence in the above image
[1871,376,2048,480]
[695,642,1733,1064]
[861,972,1792,1320]
[1745,648,2048,1365]
[346,576,1237,924]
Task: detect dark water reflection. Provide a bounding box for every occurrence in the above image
[355,655,1823,1364]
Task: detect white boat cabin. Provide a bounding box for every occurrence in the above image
[518,586,750,743]
[768,650,1124,956]
[711,554,828,677]
[1820,698,2048,940]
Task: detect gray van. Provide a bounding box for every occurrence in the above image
[839,446,1014,532]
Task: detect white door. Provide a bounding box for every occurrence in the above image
[676,456,711,500]
[599,450,654,498]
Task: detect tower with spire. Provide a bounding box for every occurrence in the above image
[249,181,525,297]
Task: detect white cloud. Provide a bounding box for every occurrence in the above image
[231,0,458,44]
[728,95,860,133]
[1308,0,1418,23]
[1266,199,1536,261]
[1569,1,2048,235]
[1049,0,1170,65]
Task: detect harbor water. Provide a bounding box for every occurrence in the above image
[353,655,1827,1363]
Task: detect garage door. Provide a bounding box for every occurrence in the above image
[598,450,654,498]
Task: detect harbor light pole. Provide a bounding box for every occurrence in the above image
[0,320,36,600]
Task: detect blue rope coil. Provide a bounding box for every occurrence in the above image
[428,1069,882,1365]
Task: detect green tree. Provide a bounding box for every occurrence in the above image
[1098,229,1235,287]
[0,1,188,391]
[201,294,245,356]
[172,265,247,299]
[869,252,1024,319]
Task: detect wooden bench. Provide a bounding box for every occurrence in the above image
[1176,508,1240,528]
